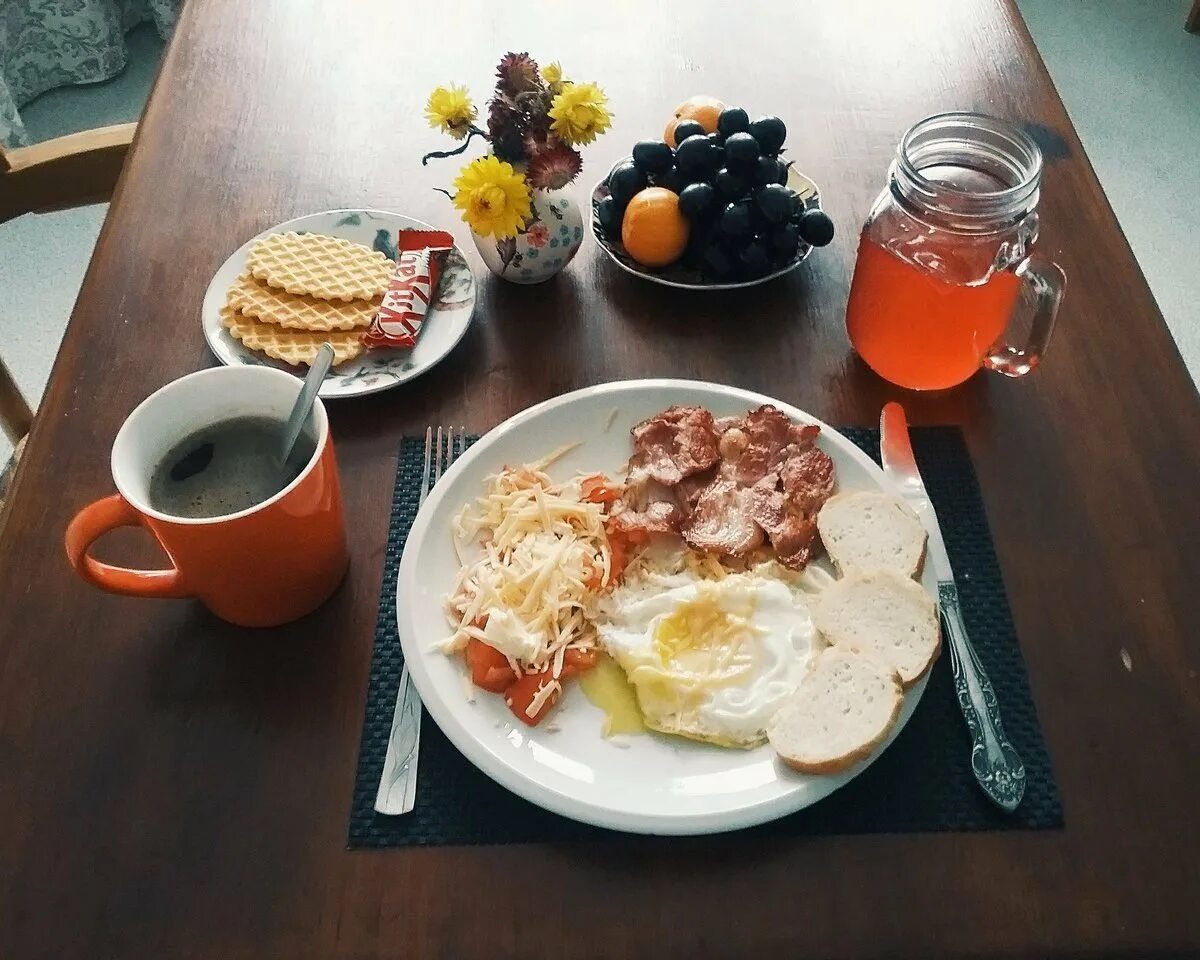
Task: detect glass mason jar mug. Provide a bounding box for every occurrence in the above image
[845,113,1065,390]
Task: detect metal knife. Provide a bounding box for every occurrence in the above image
[879,402,1026,812]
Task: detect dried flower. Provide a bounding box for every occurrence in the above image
[526,140,583,190]
[452,155,532,239]
[423,53,610,223]
[548,81,612,146]
[495,52,541,96]
[515,89,553,135]
[424,85,476,140]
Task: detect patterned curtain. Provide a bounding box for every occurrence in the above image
[0,0,180,147]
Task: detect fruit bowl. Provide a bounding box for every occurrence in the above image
[591,163,823,290]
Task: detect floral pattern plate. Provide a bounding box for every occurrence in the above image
[590,162,822,290]
[202,209,476,399]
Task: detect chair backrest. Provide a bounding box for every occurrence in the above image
[0,122,136,446]
[0,122,135,224]
[0,355,32,445]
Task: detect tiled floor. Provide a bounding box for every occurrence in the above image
[2,6,1198,464]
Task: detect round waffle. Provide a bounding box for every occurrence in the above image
[226,272,378,331]
[220,302,365,366]
[245,231,392,301]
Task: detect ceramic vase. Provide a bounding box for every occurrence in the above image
[472,187,584,284]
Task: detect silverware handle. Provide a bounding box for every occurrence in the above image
[374,665,422,815]
[940,582,1026,812]
[280,342,333,465]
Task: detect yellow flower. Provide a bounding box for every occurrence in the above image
[543,61,564,85]
[425,85,476,140]
[453,155,532,239]
[549,81,612,146]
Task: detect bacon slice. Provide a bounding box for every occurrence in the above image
[629,406,720,486]
[607,499,683,537]
[744,474,786,533]
[726,405,813,486]
[770,514,820,569]
[671,469,717,521]
[619,403,836,570]
[682,478,764,557]
[779,444,836,515]
[744,474,822,570]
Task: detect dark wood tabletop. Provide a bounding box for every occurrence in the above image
[3,1,1199,957]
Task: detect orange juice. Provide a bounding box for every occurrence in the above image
[846,236,1021,391]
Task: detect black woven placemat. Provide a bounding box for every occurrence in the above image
[348,428,1061,847]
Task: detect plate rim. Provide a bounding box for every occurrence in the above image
[394,379,932,835]
[201,208,476,400]
[589,163,821,291]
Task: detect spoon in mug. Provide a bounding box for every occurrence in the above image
[279,342,335,470]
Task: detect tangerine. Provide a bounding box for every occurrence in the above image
[621,187,690,268]
[664,95,726,147]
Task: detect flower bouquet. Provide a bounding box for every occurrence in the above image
[423,53,612,283]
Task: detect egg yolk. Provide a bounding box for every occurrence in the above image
[650,587,757,686]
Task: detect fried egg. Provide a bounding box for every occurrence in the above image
[595,565,818,747]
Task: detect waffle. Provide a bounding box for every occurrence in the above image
[220,303,364,366]
[226,272,378,331]
[245,231,393,301]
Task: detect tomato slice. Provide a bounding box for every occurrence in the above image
[504,670,561,726]
[580,474,623,505]
[583,558,604,591]
[465,638,517,693]
[561,646,598,678]
[605,537,624,583]
[604,525,647,584]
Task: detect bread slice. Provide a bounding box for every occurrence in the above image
[817,491,927,579]
[767,646,903,774]
[811,569,940,686]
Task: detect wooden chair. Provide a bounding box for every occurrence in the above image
[0,122,136,509]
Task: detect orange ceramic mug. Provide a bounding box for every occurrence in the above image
[66,366,348,627]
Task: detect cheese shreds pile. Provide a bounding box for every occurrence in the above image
[444,457,612,716]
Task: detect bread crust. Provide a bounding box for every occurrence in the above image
[775,686,903,774]
[768,648,904,773]
[812,570,940,685]
[817,491,927,579]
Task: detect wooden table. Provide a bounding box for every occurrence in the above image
[3,1,1199,957]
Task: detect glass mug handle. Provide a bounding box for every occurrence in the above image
[983,254,1066,378]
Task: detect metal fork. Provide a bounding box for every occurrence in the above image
[375,425,466,816]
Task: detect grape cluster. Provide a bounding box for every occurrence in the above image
[597,109,834,282]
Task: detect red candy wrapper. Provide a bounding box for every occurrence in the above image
[361,229,455,350]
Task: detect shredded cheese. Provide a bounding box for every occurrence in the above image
[526,677,562,717]
[444,461,611,678]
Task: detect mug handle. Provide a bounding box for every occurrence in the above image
[65,494,189,598]
[983,253,1066,378]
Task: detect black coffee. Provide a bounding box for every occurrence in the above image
[147,416,316,519]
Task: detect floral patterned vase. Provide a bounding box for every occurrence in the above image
[472,187,584,284]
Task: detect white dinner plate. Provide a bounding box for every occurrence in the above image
[201,209,475,400]
[396,380,935,835]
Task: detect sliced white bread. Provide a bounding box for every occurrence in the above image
[767,646,903,774]
[817,490,927,579]
[811,569,940,686]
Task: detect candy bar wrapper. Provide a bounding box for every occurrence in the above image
[361,229,455,349]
